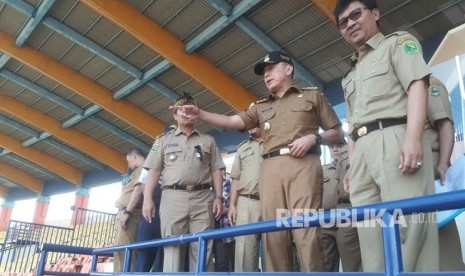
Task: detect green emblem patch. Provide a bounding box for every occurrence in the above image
[403,41,419,55]
[429,85,440,96]
[151,143,159,152]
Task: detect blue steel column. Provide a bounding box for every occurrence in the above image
[196,237,208,273]
[123,248,133,273]
[381,211,403,275]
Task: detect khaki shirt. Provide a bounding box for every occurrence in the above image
[322,163,338,209]
[114,165,144,209]
[230,137,263,195]
[342,32,430,128]
[144,128,225,187]
[425,76,454,152]
[238,87,341,155]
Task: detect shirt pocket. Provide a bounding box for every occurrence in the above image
[342,78,355,101]
[165,146,182,163]
[197,144,211,165]
[290,100,316,126]
[240,147,255,164]
[363,61,389,98]
[259,108,276,129]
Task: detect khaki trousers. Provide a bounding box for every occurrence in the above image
[337,203,362,272]
[113,209,142,272]
[260,154,325,272]
[160,188,214,272]
[234,196,261,272]
[321,227,339,272]
[350,125,438,272]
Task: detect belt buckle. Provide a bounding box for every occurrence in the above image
[357,126,367,137]
[279,148,290,155]
[186,184,194,192]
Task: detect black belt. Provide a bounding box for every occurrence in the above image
[262,145,321,159]
[239,194,260,200]
[163,184,211,192]
[338,198,351,204]
[118,206,141,211]
[350,118,407,142]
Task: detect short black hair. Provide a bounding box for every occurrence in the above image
[333,0,378,27]
[174,92,197,107]
[127,147,146,159]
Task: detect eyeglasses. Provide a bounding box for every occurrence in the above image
[338,7,369,30]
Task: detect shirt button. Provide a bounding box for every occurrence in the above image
[281,122,285,125]
[281,109,285,113]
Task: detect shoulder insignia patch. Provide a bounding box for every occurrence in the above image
[151,141,160,153]
[403,41,419,55]
[429,84,440,96]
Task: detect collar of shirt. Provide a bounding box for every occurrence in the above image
[174,128,200,136]
[268,86,300,100]
[350,32,385,68]
[365,32,384,50]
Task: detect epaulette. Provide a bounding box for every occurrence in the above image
[235,139,249,150]
[302,86,319,91]
[155,128,175,139]
[255,95,272,104]
[386,31,409,38]
[204,133,216,141]
[302,87,327,99]
[387,31,417,46]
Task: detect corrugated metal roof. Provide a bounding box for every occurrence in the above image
[0,0,463,198]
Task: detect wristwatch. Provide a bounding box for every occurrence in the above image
[314,133,322,145]
[123,208,131,216]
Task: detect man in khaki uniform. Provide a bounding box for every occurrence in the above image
[113,148,146,272]
[334,0,437,272]
[322,142,362,272]
[334,144,362,272]
[142,93,225,272]
[228,127,263,272]
[425,76,464,271]
[321,144,341,272]
[171,51,343,272]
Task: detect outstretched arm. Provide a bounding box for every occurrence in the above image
[170,105,246,130]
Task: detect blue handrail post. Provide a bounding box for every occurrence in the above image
[91,254,98,272]
[123,248,132,273]
[36,248,48,276]
[382,211,403,275]
[196,237,208,273]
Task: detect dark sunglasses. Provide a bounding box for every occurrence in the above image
[338,7,369,30]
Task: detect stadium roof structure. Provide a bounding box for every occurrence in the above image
[0,0,464,201]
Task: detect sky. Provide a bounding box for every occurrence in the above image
[9,182,121,225]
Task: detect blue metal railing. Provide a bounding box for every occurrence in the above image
[0,207,116,273]
[36,190,465,275]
